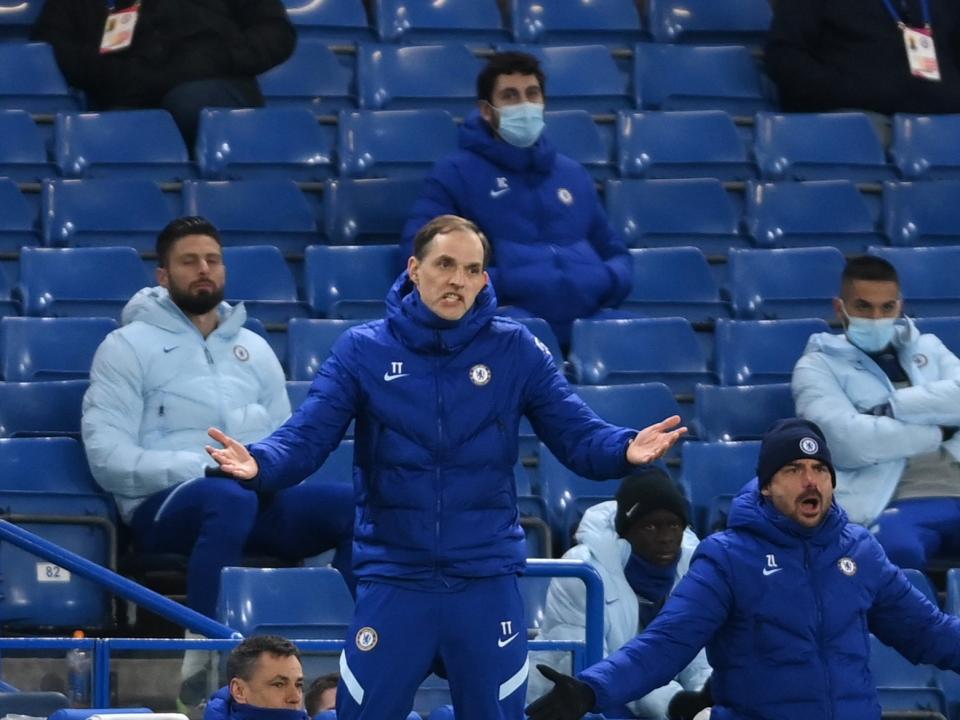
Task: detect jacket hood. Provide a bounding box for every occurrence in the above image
[385,271,498,354]
[202,687,310,720]
[574,500,629,572]
[727,478,847,548]
[801,316,919,359]
[459,110,557,175]
[121,286,246,338]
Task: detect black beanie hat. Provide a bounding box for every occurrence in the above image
[757,418,836,488]
[615,466,689,536]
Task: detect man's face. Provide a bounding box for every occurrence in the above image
[479,72,545,129]
[407,229,488,321]
[834,278,902,323]
[761,458,834,528]
[230,653,304,709]
[157,234,225,316]
[623,509,685,566]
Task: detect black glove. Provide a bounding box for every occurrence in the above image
[942,426,959,442]
[525,664,596,720]
[667,677,712,720]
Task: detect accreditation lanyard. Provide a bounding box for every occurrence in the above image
[100,0,140,54]
[881,0,941,80]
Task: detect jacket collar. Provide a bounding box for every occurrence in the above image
[727,478,846,549]
[120,285,246,339]
[459,110,557,175]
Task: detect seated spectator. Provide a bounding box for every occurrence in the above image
[31,0,295,146]
[81,216,354,710]
[528,468,711,720]
[401,52,632,348]
[793,255,960,571]
[304,673,338,717]
[766,0,960,116]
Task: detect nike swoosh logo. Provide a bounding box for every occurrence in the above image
[383,372,409,382]
[163,346,177,353]
[762,567,782,576]
[497,633,519,648]
[489,187,510,198]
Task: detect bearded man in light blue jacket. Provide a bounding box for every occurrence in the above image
[792,255,960,571]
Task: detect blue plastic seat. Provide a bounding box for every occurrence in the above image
[0,379,87,437]
[305,245,400,318]
[287,319,365,381]
[725,246,846,320]
[623,247,728,323]
[323,177,423,245]
[258,39,355,115]
[914,317,960,358]
[647,0,772,45]
[694,383,795,442]
[196,107,335,181]
[568,318,714,393]
[0,0,43,40]
[338,109,459,178]
[300,439,355,487]
[0,42,80,113]
[617,110,753,180]
[0,109,54,182]
[0,266,16,319]
[634,43,773,115]
[182,179,318,254]
[744,180,883,252]
[574,383,686,450]
[891,114,960,180]
[754,112,892,182]
[16,246,151,319]
[375,0,508,44]
[279,0,373,43]
[714,318,831,386]
[883,181,960,246]
[681,440,759,536]
[867,246,960,318]
[41,179,175,251]
[54,110,193,181]
[221,246,307,325]
[604,178,744,254]
[357,43,483,115]
[0,176,37,252]
[0,693,69,718]
[544,110,613,181]
[0,317,116,381]
[511,0,643,48]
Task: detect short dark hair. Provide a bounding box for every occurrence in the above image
[304,672,339,716]
[476,51,546,105]
[156,216,222,268]
[841,255,900,293]
[412,214,491,269]
[226,635,301,682]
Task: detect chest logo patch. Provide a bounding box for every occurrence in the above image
[356,626,378,651]
[233,345,249,362]
[557,187,573,205]
[469,364,491,386]
[914,353,928,368]
[838,557,857,576]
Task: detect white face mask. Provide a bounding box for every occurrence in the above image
[841,302,898,353]
[493,102,545,148]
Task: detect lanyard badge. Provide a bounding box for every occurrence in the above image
[881,0,941,81]
[100,1,139,54]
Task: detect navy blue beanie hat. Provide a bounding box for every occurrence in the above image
[615,466,689,535]
[757,418,836,488]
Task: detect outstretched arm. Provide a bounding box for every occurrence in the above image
[205,427,259,480]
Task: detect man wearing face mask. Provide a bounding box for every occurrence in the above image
[401,52,632,348]
[792,255,960,571]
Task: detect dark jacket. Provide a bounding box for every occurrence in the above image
[578,480,960,719]
[32,0,295,108]
[248,274,635,582]
[204,687,310,720]
[766,0,960,114]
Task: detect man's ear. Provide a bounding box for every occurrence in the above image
[759,484,771,497]
[479,100,496,128]
[482,270,489,287]
[156,265,169,289]
[230,678,246,704]
[832,297,845,324]
[407,255,419,285]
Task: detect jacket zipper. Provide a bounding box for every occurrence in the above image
[434,343,443,579]
[806,545,834,719]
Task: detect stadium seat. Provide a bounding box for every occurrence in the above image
[622,247,728,323]
[914,317,960,358]
[634,43,773,115]
[568,318,714,393]
[287,319,365,381]
[279,0,373,43]
[883,181,960,246]
[0,267,16,319]
[220,246,307,325]
[196,107,335,181]
[0,693,69,718]
[647,0,772,45]
[304,245,401,318]
[323,177,423,245]
[681,440,760,536]
[574,382,686,437]
[744,180,884,252]
[754,112,893,182]
[510,0,643,48]
[0,109,54,182]
[374,0,509,45]
[870,629,945,715]
[617,110,753,180]
[54,111,193,181]
[693,383,794,442]
[0,176,37,252]
[0,379,87,437]
[41,179,175,251]
[0,317,116,381]
[258,39,355,114]
[0,42,80,113]
[890,114,960,180]
[182,179,318,254]
[519,574,554,633]
[714,318,831,386]
[357,43,483,114]
[725,246,846,320]
[867,246,960,317]
[337,109,458,178]
[0,0,43,40]
[604,178,744,254]
[16,246,150,319]
[301,439,355,486]
[544,110,613,181]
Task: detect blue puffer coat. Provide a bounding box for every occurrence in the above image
[248,275,635,581]
[204,687,310,720]
[578,481,960,719]
[401,112,632,345]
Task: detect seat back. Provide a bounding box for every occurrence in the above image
[323,177,423,245]
[868,246,960,306]
[222,246,299,303]
[0,109,53,182]
[280,0,373,42]
[544,110,612,181]
[883,181,960,246]
[287,319,365,381]
[694,383,795,441]
[0,175,37,251]
[0,380,88,438]
[0,42,79,113]
[647,0,772,45]
[0,317,117,381]
[511,0,643,47]
[714,318,831,386]
[258,39,355,114]
[914,317,960,358]
[681,440,760,535]
[375,0,508,44]
[574,382,684,432]
[891,114,960,180]
[337,109,459,177]
[624,246,726,323]
[304,245,400,318]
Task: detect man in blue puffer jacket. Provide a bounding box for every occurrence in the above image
[207,215,685,720]
[401,52,633,347]
[528,418,960,720]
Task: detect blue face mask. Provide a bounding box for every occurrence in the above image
[843,310,898,353]
[494,102,545,148]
